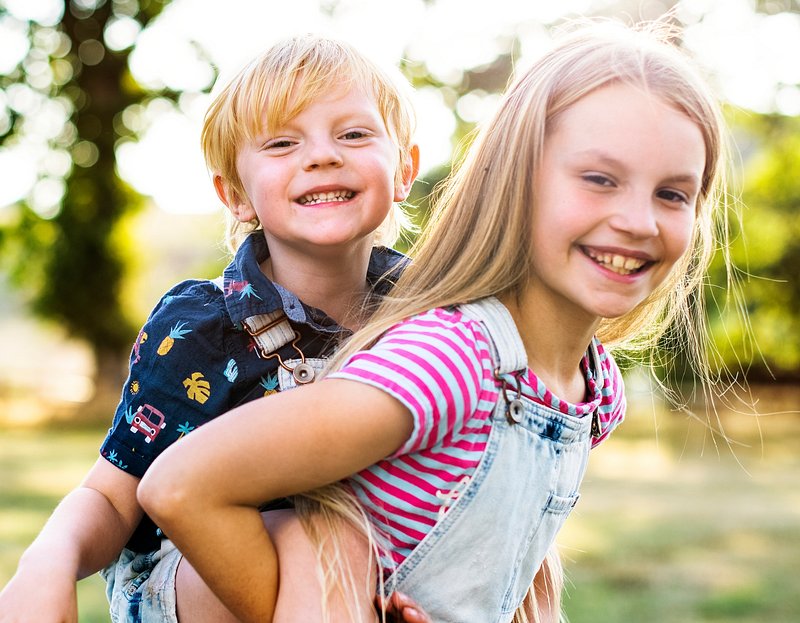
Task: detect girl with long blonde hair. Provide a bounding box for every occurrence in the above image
[140,16,737,623]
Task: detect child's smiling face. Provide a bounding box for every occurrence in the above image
[225,85,412,260]
[528,82,706,325]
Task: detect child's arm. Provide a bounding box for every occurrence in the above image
[139,377,413,623]
[0,459,143,622]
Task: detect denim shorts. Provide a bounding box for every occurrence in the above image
[100,539,181,623]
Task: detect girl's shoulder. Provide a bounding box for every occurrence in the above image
[342,305,495,384]
[391,305,491,342]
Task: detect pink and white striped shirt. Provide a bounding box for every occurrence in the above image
[330,306,625,565]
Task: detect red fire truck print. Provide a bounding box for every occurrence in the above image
[130,404,167,443]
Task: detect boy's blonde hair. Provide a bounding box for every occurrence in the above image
[201,35,417,252]
[305,18,736,622]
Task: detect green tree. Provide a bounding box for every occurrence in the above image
[0,0,181,404]
[708,110,800,381]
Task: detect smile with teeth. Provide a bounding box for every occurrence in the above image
[584,248,649,275]
[297,190,355,205]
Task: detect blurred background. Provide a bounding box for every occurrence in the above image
[0,0,798,621]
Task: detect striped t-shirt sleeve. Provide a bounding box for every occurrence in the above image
[329,308,491,457]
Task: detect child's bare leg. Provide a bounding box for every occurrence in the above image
[175,557,240,623]
[265,509,378,623]
[175,508,377,623]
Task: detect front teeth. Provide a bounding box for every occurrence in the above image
[586,250,647,275]
[298,190,354,205]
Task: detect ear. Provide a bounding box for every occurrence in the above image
[213,174,256,223]
[393,144,420,202]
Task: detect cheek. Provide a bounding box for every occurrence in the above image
[666,214,697,263]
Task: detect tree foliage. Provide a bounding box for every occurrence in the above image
[0,0,175,388]
[0,0,798,398]
[707,109,800,381]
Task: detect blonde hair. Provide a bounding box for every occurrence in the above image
[300,17,736,622]
[201,35,418,253]
[327,18,731,390]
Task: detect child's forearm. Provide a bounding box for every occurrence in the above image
[0,472,142,622]
[141,487,279,623]
[13,459,139,582]
[29,485,138,577]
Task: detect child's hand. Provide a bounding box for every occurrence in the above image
[0,569,78,623]
[375,591,433,623]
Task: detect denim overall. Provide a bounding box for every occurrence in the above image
[381,297,594,623]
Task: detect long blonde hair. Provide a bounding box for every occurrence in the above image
[327,18,729,378]
[201,34,418,253]
[300,18,736,622]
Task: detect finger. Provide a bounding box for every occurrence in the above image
[374,593,401,619]
[389,592,431,623]
[400,605,429,623]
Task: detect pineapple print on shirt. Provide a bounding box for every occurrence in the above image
[260,373,278,396]
[158,321,192,355]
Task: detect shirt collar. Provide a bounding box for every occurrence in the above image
[222,232,407,333]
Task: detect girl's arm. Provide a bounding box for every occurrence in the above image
[138,378,413,623]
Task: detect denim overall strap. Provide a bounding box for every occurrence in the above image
[459,297,527,376]
[381,296,593,623]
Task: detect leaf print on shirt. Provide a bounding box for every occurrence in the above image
[260,373,278,396]
[157,321,192,355]
[176,421,195,439]
[223,279,263,300]
[224,358,238,382]
[105,450,128,471]
[238,283,262,300]
[183,372,211,404]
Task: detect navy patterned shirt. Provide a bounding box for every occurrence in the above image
[100,232,405,551]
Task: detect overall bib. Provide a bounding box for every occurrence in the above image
[381,297,594,622]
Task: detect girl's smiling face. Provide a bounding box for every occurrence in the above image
[528,82,706,325]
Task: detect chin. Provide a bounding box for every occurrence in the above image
[591,300,644,321]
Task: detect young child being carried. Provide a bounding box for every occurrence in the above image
[138,16,739,623]
[0,35,422,623]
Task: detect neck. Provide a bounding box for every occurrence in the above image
[261,239,373,331]
[499,291,599,403]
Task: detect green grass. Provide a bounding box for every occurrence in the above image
[0,427,109,621]
[1,389,798,622]
[558,392,800,623]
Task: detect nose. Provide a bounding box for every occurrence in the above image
[302,136,343,170]
[608,191,659,238]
